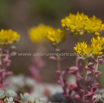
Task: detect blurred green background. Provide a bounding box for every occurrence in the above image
[1,0,104,86]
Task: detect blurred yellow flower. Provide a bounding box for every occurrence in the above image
[47,29,65,45]
[29,24,54,43]
[0,29,20,44]
[61,12,104,36]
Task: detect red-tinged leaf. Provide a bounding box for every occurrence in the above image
[80,89,85,93]
[5,71,13,76]
[76,74,82,79]
[92,83,100,87]
[49,56,57,61]
[69,84,77,89]
[2,81,10,87]
[74,94,80,99]
[95,71,102,78]
[85,92,92,96]
[0,69,6,73]
[86,91,96,97]
[56,70,61,74]
[69,66,78,72]
[87,71,92,75]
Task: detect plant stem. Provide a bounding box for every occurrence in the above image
[84,58,88,80]
[56,52,61,70]
[95,57,99,72]
[93,56,99,80]
[0,49,3,86]
[56,48,71,102]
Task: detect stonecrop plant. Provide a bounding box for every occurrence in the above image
[0,29,49,103]
[2,12,104,103]
[29,12,104,103]
[0,29,20,88]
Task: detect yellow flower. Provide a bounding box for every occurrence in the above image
[61,12,88,36]
[74,42,92,58]
[61,12,104,36]
[101,24,104,31]
[74,37,103,58]
[91,36,104,49]
[84,16,102,36]
[91,43,103,56]
[0,29,20,44]
[47,29,65,45]
[29,24,54,43]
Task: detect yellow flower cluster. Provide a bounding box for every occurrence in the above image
[74,42,92,58]
[0,29,20,44]
[47,29,65,45]
[61,12,104,36]
[29,24,54,43]
[91,36,104,49]
[74,36,104,58]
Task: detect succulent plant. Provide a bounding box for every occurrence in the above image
[5,90,17,98]
[34,98,47,103]
[0,89,5,99]
[34,98,40,103]
[0,89,49,103]
[20,93,34,103]
[4,97,14,103]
